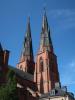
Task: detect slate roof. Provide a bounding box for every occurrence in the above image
[8,65,34,81]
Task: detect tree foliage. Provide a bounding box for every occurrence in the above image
[0,69,19,100]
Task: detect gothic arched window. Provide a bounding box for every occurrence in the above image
[39,57,44,72]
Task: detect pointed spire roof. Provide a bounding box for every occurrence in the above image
[39,11,53,52]
[0,43,3,51]
[21,17,34,61]
[42,10,48,31]
[26,16,31,38]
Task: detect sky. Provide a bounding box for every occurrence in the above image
[0,0,75,95]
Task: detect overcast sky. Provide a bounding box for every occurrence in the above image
[0,0,75,94]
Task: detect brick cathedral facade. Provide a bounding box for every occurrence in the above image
[0,12,74,100]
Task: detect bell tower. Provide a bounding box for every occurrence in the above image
[17,17,34,75]
[34,12,60,93]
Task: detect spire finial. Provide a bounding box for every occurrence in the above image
[28,16,30,25]
[44,6,46,15]
[43,0,47,16]
[42,7,48,31]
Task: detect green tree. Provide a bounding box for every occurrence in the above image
[0,69,19,100]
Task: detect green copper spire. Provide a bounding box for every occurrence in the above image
[39,12,53,52]
[22,17,34,61]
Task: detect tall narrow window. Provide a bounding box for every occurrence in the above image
[20,65,22,70]
[39,57,44,72]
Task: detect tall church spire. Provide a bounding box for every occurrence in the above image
[34,12,60,93]
[17,17,34,74]
[21,17,34,61]
[39,11,53,52]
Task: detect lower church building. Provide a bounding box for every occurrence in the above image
[0,12,75,100]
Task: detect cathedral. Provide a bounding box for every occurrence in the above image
[0,12,75,100]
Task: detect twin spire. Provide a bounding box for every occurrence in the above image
[21,17,33,61]
[40,11,53,52]
[21,12,53,61]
